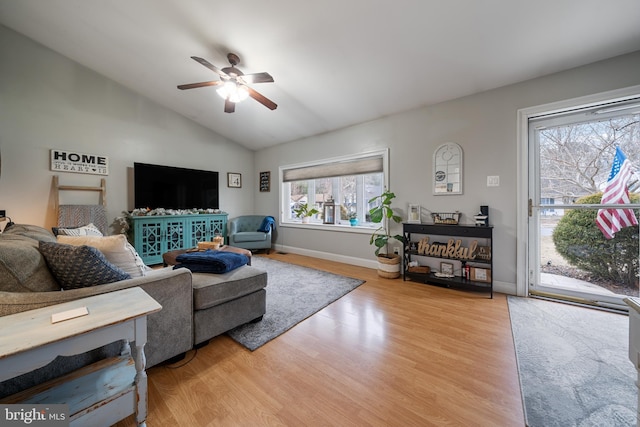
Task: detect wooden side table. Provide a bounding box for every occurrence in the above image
[0,287,161,427]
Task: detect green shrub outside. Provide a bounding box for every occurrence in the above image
[552,193,639,289]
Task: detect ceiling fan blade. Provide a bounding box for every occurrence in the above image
[177,80,222,90]
[191,56,230,79]
[243,72,274,84]
[224,99,236,113]
[246,86,278,110]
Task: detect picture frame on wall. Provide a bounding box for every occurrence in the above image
[408,204,421,223]
[227,172,242,188]
[259,171,270,192]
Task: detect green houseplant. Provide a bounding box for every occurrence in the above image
[347,210,358,226]
[293,203,320,223]
[368,189,404,278]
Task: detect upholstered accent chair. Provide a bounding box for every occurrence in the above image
[228,215,273,253]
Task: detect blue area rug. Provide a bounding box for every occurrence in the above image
[227,257,365,351]
[508,296,637,426]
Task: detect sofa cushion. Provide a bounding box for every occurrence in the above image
[57,234,149,278]
[39,241,131,290]
[191,266,267,311]
[233,231,268,243]
[0,235,60,293]
[52,223,103,237]
[2,224,57,243]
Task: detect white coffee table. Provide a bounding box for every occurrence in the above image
[0,287,161,426]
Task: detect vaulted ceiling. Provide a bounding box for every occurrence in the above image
[1,0,639,150]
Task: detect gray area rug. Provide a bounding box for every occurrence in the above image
[508,296,637,427]
[227,257,365,351]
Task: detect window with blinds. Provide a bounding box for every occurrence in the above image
[280,149,389,227]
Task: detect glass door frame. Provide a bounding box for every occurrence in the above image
[516,85,640,299]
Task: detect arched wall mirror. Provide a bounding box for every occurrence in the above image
[433,142,463,195]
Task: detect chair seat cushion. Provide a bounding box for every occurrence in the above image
[192,266,267,310]
[233,231,268,243]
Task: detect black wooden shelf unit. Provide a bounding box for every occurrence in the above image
[403,223,493,298]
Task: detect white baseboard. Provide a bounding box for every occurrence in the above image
[494,280,516,295]
[273,244,378,270]
[272,243,517,295]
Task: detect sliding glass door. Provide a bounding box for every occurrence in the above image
[528,98,640,310]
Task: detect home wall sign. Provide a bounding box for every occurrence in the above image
[50,149,109,175]
[433,142,462,195]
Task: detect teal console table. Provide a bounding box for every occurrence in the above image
[132,213,228,265]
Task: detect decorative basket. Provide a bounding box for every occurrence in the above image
[197,241,220,250]
[431,212,461,225]
[408,266,431,274]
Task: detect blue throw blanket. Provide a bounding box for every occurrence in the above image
[173,250,249,274]
[257,215,276,232]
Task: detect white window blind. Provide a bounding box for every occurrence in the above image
[282,154,384,182]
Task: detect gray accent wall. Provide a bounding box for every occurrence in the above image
[254,51,640,294]
[0,24,255,229]
[2,23,640,294]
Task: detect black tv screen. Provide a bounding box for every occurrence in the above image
[134,162,219,210]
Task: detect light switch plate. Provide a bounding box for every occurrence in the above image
[487,176,500,187]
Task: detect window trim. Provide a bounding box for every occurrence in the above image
[279,149,389,231]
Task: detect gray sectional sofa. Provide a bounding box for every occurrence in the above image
[0,224,267,398]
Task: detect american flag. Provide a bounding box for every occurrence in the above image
[595,147,638,239]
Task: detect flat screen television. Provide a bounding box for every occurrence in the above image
[134,162,219,210]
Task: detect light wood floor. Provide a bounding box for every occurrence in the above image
[115,252,525,426]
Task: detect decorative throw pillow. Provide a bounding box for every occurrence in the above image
[52,223,103,237]
[56,234,149,278]
[38,241,130,290]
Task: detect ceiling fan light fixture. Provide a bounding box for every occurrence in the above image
[216,81,249,103]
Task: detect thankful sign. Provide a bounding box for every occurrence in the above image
[417,237,478,260]
[50,149,109,176]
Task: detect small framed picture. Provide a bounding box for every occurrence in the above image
[470,267,491,283]
[227,172,242,188]
[408,204,421,223]
[440,262,454,276]
[259,171,270,192]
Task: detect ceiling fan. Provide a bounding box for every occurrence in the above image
[177,53,277,113]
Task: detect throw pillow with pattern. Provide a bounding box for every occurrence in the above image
[39,241,130,289]
[52,223,103,237]
[56,234,149,278]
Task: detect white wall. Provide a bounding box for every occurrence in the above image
[2,22,639,295]
[254,50,640,294]
[0,24,256,230]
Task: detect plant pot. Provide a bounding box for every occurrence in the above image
[377,253,401,279]
[301,217,310,224]
[349,218,358,226]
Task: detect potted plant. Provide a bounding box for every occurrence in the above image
[348,211,358,226]
[368,189,404,278]
[293,203,319,224]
